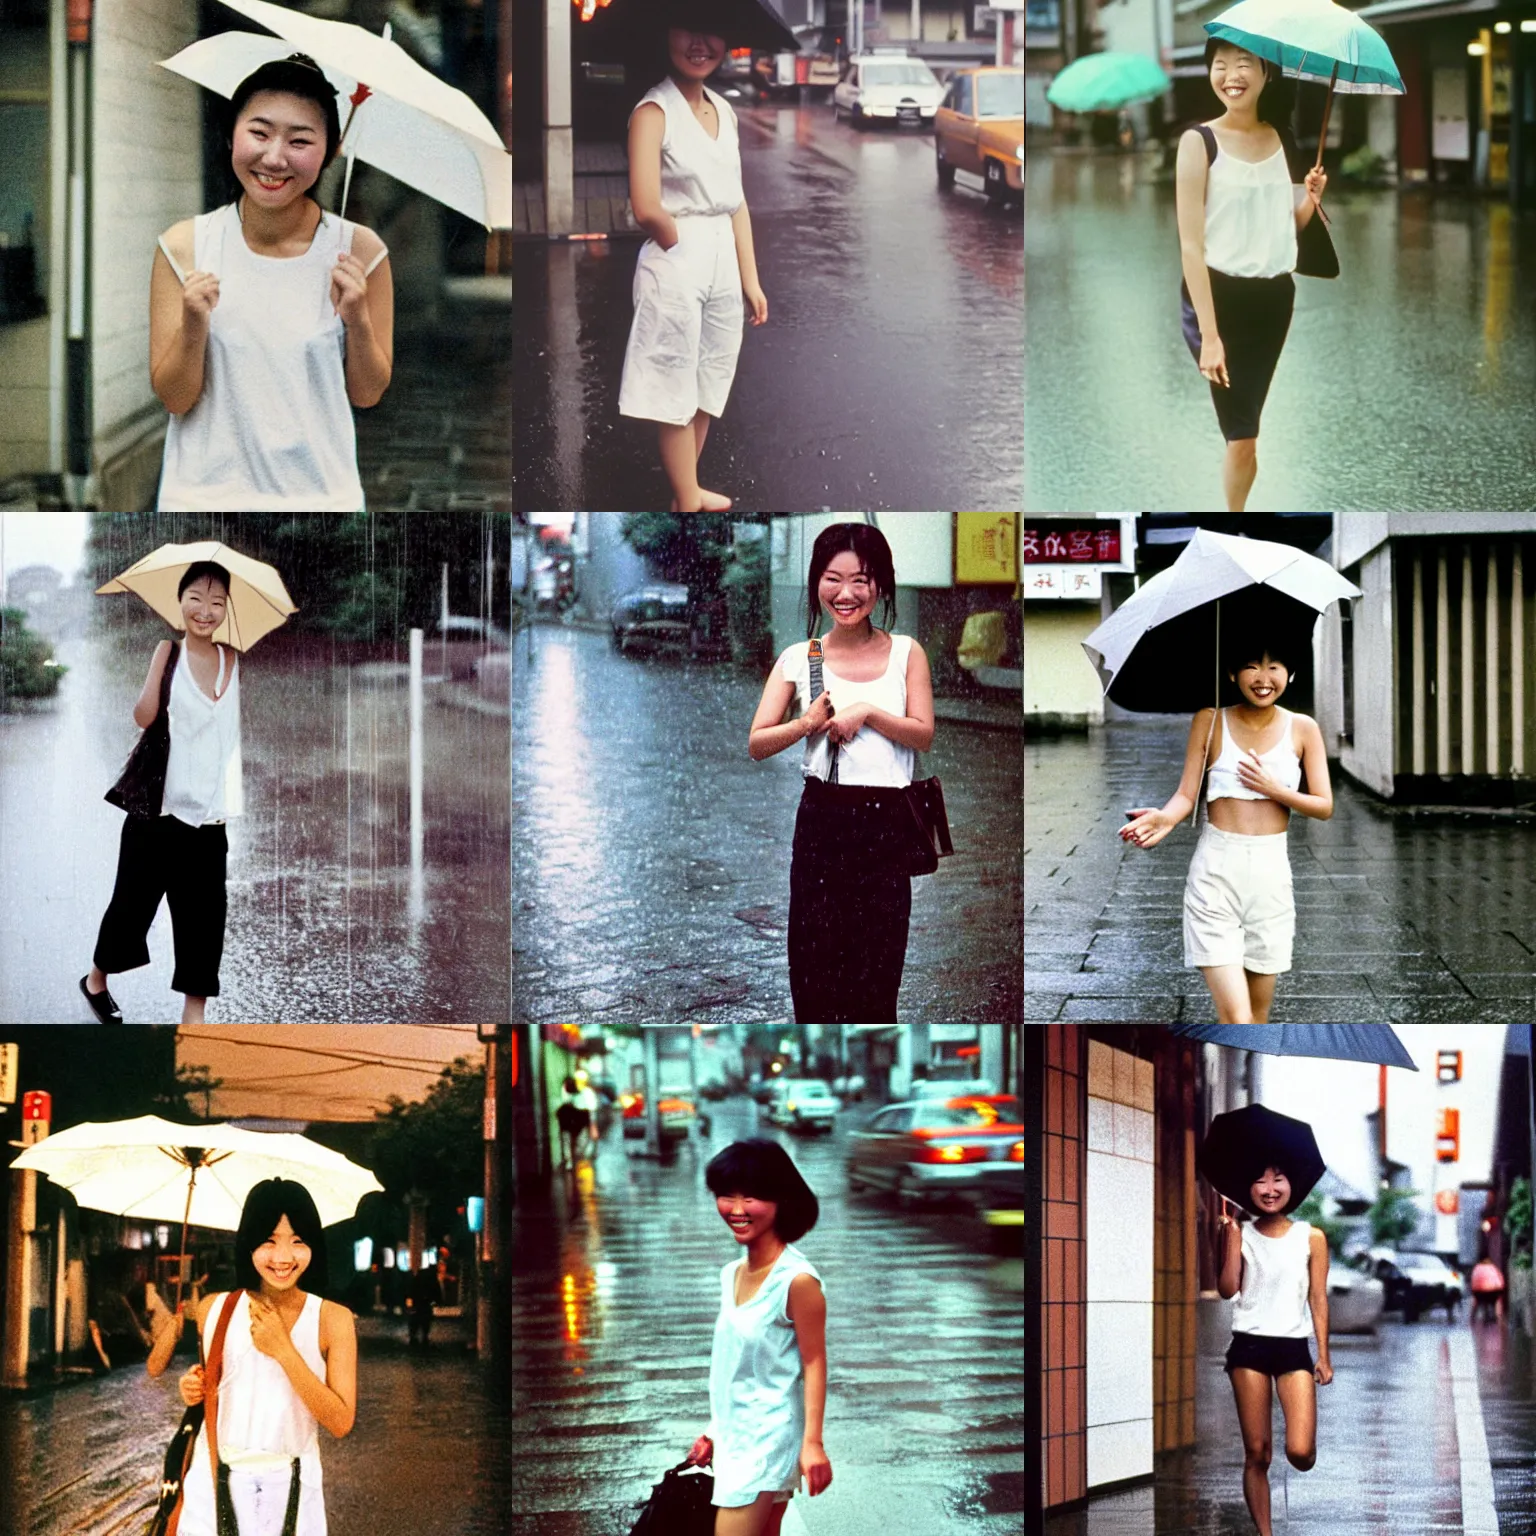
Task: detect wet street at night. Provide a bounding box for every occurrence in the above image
[514,103,1023,512]
[0,630,510,1024]
[511,624,1023,1025]
[511,1094,1025,1535]
[1025,150,1536,511]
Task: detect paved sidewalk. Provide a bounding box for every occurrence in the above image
[1026,721,1536,1023]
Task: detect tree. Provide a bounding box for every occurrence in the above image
[621,513,735,589]
[1368,1184,1423,1247]
[369,1056,485,1228]
[1507,1177,1532,1272]
[0,607,66,706]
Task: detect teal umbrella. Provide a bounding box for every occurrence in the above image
[1047,52,1171,114]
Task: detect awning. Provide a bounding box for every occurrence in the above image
[1356,0,1497,22]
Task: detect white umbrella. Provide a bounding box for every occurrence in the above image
[161,0,511,229]
[12,1114,382,1305]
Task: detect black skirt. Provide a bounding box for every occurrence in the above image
[1181,267,1295,442]
[1225,1331,1314,1378]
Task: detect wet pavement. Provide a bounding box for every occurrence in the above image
[1046,1308,1536,1534]
[0,630,510,1023]
[514,103,1023,512]
[1,1315,509,1536]
[511,624,1023,1025]
[1025,150,1536,511]
[511,1094,1025,1535]
[1025,719,1536,1023]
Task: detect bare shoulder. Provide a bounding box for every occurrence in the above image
[194,1290,222,1331]
[904,636,930,666]
[788,1270,825,1304]
[1309,1226,1329,1255]
[1291,711,1322,741]
[348,223,387,266]
[159,218,196,269]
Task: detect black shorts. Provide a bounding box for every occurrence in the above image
[1225,1332,1314,1378]
[1181,268,1295,442]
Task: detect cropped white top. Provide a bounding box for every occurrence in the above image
[1207,707,1301,804]
[1203,132,1298,279]
[163,642,243,826]
[1232,1220,1314,1340]
[777,634,915,788]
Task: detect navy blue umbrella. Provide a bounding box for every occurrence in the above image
[1171,1023,1418,1071]
[1198,1102,1326,1214]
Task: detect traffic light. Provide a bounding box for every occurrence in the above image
[1436,1108,1460,1163]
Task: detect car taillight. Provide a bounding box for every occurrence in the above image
[1010,1141,1024,1162]
[921,1143,983,1164]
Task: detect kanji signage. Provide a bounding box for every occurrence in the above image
[954,514,1019,584]
[21,1089,50,1145]
[1027,566,1102,601]
[1023,522,1122,565]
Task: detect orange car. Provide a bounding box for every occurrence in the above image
[934,66,1024,205]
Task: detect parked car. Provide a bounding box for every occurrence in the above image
[1327,1264,1386,1334]
[610,584,730,659]
[847,1100,1024,1208]
[621,1087,704,1142]
[934,66,1024,205]
[750,1074,783,1105]
[832,53,944,129]
[1358,1248,1465,1321]
[832,1073,866,1102]
[767,1079,841,1133]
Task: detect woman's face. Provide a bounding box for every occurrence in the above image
[717,1190,779,1246]
[252,1214,312,1291]
[180,578,228,639]
[1209,46,1267,110]
[1249,1167,1291,1215]
[818,551,879,630]
[232,90,329,208]
[1231,654,1289,707]
[668,28,728,81]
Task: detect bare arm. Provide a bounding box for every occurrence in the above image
[1217,1209,1244,1300]
[262,1298,356,1438]
[1308,1229,1333,1381]
[789,1273,833,1496]
[149,224,212,416]
[1122,708,1217,850]
[1175,131,1218,344]
[749,664,832,761]
[1238,715,1333,820]
[133,641,174,729]
[145,1302,184,1378]
[731,200,766,325]
[341,229,393,408]
[628,104,679,249]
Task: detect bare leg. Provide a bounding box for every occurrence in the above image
[661,417,732,512]
[1230,1367,1274,1535]
[1201,964,1255,1023]
[87,965,109,994]
[1245,970,1278,1024]
[694,411,711,462]
[1224,438,1258,511]
[715,1493,780,1536]
[180,995,206,1026]
[1275,1369,1317,1470]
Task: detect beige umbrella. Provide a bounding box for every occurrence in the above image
[96,540,297,652]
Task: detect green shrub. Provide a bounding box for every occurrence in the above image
[1341,145,1386,183]
[0,608,66,705]
[1508,1177,1532,1272]
[1368,1184,1423,1247]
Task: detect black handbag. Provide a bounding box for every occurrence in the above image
[627,1459,716,1536]
[142,1404,203,1536]
[106,642,179,818]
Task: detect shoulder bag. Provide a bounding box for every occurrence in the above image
[106,642,181,818]
[627,1458,716,1536]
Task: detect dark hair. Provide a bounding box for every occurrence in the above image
[226,54,342,205]
[177,560,232,601]
[1243,1160,1303,1215]
[805,522,897,638]
[232,1178,331,1297]
[635,14,730,97]
[705,1138,820,1243]
[563,1076,578,1094]
[1224,635,1299,676]
[1202,39,1296,130]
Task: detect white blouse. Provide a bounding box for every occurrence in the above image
[162,643,244,826]
[777,633,915,788]
[1203,136,1298,279]
[631,76,744,220]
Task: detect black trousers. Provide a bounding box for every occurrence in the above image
[1180,268,1296,442]
[788,778,913,1025]
[93,815,228,997]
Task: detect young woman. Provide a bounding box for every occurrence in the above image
[687,1139,832,1536]
[1121,641,1332,1025]
[1217,1165,1332,1536]
[151,53,393,510]
[171,1179,356,1536]
[1176,41,1326,511]
[82,561,243,1026]
[748,523,935,1024]
[619,18,768,512]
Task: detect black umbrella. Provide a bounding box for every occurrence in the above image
[1198,1103,1325,1215]
[1171,1023,1418,1071]
[612,0,798,54]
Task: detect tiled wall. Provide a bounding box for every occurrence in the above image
[1042,1023,1086,1509]
[1153,1033,1198,1452]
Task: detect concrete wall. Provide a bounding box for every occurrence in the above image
[1025,603,1104,726]
[1335,514,1536,572]
[1338,544,1397,798]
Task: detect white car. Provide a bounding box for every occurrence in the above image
[832,54,944,129]
[912,1077,998,1100]
[767,1079,841,1133]
[1327,1265,1385,1334]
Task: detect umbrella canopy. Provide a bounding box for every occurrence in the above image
[1198,1102,1326,1213]
[96,540,297,653]
[1047,52,1171,113]
[613,0,798,55]
[1171,1022,1419,1070]
[1205,0,1404,93]
[1080,528,1360,713]
[161,0,513,228]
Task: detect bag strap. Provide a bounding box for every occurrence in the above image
[203,1291,241,1487]
[161,641,181,713]
[807,638,839,784]
[1196,122,1217,167]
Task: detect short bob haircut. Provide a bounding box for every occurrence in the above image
[705,1138,819,1244]
[805,522,897,639]
[177,560,232,602]
[1201,39,1295,130]
[233,1178,331,1297]
[1238,1158,1304,1216]
[225,54,342,204]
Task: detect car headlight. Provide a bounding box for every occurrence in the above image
[1016,144,1025,160]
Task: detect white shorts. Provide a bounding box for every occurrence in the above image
[619,213,743,426]
[1182,823,1295,975]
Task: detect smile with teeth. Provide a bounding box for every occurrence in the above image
[254,173,290,189]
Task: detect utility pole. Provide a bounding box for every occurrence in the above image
[479,1026,511,1404]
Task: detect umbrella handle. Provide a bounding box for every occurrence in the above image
[1313,66,1339,176]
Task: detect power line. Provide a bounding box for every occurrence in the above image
[175,1030,478,1073]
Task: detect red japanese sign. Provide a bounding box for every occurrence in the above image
[1023,523,1122,565]
[21,1091,50,1122]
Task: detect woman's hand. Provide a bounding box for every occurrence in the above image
[179,1363,205,1406]
[1218,1201,1242,1248]
[802,690,835,738]
[331,251,371,327]
[744,280,768,327]
[1314,1356,1333,1386]
[1120,807,1173,851]
[686,1434,713,1467]
[826,701,872,746]
[1236,749,1282,800]
[248,1296,294,1362]
[181,271,221,330]
[1304,167,1327,204]
[800,1438,833,1496]
[1198,334,1229,388]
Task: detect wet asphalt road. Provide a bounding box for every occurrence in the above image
[1047,1310,1536,1535]
[514,102,1024,512]
[1025,150,1536,511]
[510,623,1023,1025]
[0,630,509,1023]
[1,1317,510,1536]
[511,1095,1025,1535]
[1025,718,1536,1023]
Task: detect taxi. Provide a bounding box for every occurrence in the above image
[934,66,1025,203]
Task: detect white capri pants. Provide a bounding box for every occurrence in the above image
[178,1447,327,1536]
[1182,823,1295,975]
[619,212,743,426]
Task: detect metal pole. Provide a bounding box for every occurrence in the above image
[3,1169,36,1389]
[408,628,424,924]
[175,1160,200,1311]
[441,562,450,680]
[543,0,575,234]
[1023,1025,1044,1525]
[643,1027,663,1158]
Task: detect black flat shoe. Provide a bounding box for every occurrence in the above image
[79,976,123,1024]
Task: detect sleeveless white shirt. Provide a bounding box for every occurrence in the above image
[1207,707,1302,804]
[163,643,244,826]
[632,77,744,219]
[1203,134,1298,279]
[157,204,386,511]
[1232,1220,1314,1339]
[778,633,915,788]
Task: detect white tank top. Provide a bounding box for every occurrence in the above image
[778,633,915,788]
[203,1290,325,1470]
[1232,1220,1314,1339]
[1207,707,1302,804]
[163,643,244,826]
[156,204,386,511]
[632,76,744,220]
[1202,130,1298,279]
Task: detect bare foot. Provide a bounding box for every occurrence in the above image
[697,489,732,510]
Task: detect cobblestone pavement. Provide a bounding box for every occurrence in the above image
[511,624,1022,1025]
[1026,720,1536,1024]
